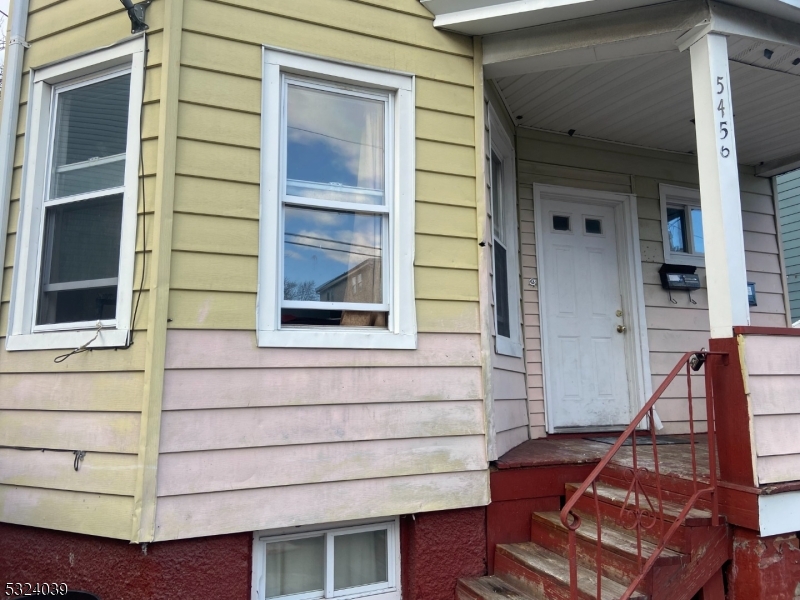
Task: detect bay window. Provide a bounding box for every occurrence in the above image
[6,38,145,351]
[259,49,416,349]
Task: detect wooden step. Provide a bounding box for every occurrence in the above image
[494,542,647,600]
[456,576,538,600]
[565,481,713,526]
[599,464,720,515]
[566,481,725,557]
[532,511,685,565]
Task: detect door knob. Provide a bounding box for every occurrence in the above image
[617,325,627,333]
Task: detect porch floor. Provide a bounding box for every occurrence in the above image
[495,435,712,483]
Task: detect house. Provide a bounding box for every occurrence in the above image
[777,169,800,324]
[1,0,800,599]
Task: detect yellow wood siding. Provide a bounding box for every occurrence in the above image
[151,0,488,539]
[2,0,490,542]
[170,0,479,333]
[0,1,166,539]
[516,128,787,436]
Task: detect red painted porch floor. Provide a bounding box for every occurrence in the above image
[496,435,713,482]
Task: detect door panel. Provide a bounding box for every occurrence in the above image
[540,198,631,430]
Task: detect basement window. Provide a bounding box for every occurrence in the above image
[659,184,705,267]
[6,37,145,351]
[252,520,400,600]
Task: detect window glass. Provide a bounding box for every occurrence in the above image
[494,242,510,338]
[50,74,130,199]
[286,84,384,205]
[282,206,385,327]
[491,151,504,239]
[585,218,602,235]
[666,205,688,253]
[552,215,570,232]
[36,194,123,325]
[691,207,704,254]
[333,529,388,591]
[281,80,389,329]
[266,536,325,599]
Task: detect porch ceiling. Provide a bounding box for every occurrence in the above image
[494,37,800,169]
[422,0,800,35]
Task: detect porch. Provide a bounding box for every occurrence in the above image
[468,2,800,596]
[487,436,716,572]
[478,0,799,449]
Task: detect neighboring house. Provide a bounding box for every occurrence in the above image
[778,169,800,323]
[1,1,800,599]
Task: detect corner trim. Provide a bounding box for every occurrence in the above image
[130,0,184,543]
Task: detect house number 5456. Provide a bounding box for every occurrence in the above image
[717,76,730,158]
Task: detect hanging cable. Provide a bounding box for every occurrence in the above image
[0,445,88,472]
[53,321,104,363]
[128,32,149,345]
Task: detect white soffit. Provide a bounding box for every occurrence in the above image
[494,37,800,168]
[422,0,800,35]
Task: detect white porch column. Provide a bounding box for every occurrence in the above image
[690,33,750,339]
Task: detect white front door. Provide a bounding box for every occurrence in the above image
[539,195,632,431]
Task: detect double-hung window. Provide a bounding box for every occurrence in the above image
[252,519,400,600]
[6,38,145,351]
[659,184,704,266]
[259,49,416,349]
[488,107,523,357]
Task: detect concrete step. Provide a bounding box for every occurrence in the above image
[494,542,647,600]
[456,575,540,600]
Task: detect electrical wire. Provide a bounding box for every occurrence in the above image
[128,32,149,344]
[0,445,86,471]
[53,35,149,363]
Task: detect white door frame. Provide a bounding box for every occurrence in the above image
[533,183,652,433]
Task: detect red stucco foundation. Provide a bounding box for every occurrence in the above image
[2,507,487,600]
[0,523,253,599]
[727,526,800,599]
[399,507,487,600]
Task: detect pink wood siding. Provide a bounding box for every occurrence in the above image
[516,129,788,436]
[157,330,489,540]
[743,334,800,485]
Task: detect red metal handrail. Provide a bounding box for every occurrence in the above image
[559,350,727,600]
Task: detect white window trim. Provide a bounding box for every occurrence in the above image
[659,183,705,267]
[6,36,145,351]
[251,517,400,600]
[258,47,416,350]
[488,106,523,358]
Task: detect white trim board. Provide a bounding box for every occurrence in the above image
[759,490,800,537]
[532,183,653,434]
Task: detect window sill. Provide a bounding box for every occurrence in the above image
[257,328,416,350]
[664,253,705,268]
[495,336,524,358]
[5,328,129,351]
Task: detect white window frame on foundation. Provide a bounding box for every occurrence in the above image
[258,47,416,349]
[660,184,705,267]
[251,518,400,600]
[488,106,523,358]
[5,36,145,351]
